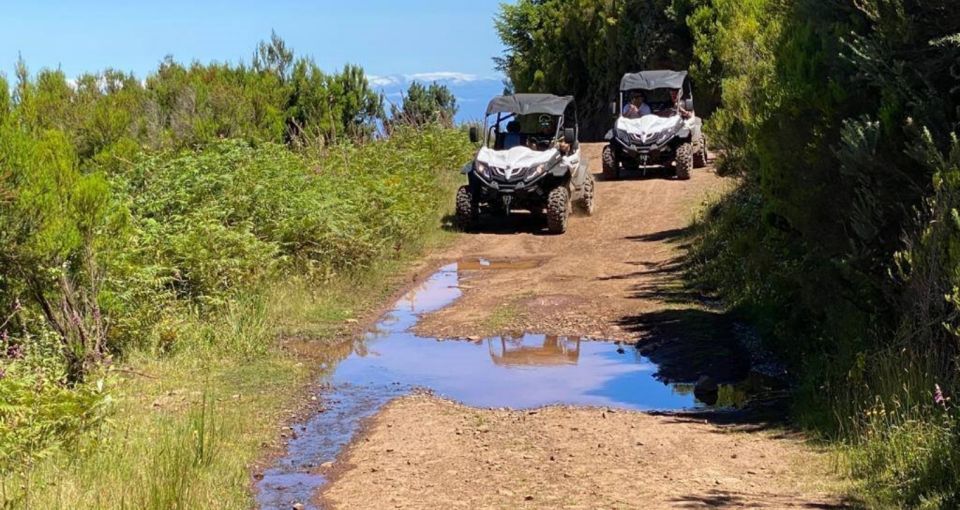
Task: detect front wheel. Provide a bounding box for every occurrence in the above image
[546,186,570,234]
[575,174,595,216]
[601,145,619,181]
[455,185,478,230]
[675,143,693,180]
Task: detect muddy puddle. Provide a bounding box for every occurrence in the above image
[256,261,722,509]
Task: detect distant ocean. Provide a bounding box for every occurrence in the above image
[370,74,507,124]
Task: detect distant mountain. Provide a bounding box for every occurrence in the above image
[369,72,506,123]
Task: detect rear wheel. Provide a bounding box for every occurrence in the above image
[546,186,570,234]
[601,145,619,181]
[693,133,708,168]
[575,174,595,216]
[675,143,693,180]
[455,185,478,230]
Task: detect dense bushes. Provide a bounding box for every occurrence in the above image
[681,0,960,505]
[0,34,473,479]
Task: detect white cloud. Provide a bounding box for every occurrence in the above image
[368,72,501,90]
[403,71,482,84]
[368,74,401,87]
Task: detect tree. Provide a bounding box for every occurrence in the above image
[390,81,458,127]
[253,30,295,83]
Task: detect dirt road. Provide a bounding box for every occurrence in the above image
[318,144,847,508]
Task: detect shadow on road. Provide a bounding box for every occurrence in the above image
[670,490,854,509]
[610,226,799,429]
[602,165,683,182]
[441,211,559,236]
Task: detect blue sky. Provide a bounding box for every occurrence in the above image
[0,0,510,120]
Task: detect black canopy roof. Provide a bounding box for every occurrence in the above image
[485,94,574,116]
[620,70,688,91]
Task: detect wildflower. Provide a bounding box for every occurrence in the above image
[934,384,950,409]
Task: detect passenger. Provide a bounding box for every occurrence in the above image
[668,89,692,119]
[622,91,652,119]
[502,120,523,149]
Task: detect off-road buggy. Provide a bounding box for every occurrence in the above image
[458,94,594,234]
[602,70,707,180]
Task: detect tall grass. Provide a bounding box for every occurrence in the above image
[1,125,474,508]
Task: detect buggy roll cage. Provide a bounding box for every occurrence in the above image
[614,70,694,115]
[477,94,579,150]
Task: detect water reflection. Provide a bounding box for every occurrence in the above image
[257,262,711,510]
[489,335,580,367]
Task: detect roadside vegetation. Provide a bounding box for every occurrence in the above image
[0,35,473,508]
[498,0,960,507]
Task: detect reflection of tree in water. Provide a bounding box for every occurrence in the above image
[488,335,581,367]
[669,383,748,408]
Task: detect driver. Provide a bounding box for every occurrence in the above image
[622,91,651,119]
[527,115,557,151]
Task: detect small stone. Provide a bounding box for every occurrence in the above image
[525,496,534,501]
[292,503,305,510]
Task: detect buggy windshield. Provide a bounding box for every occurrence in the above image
[482,94,577,152]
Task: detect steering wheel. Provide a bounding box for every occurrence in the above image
[527,114,556,150]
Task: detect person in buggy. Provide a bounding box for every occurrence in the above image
[659,89,692,119]
[622,91,652,119]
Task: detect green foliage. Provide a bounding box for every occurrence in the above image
[495,0,715,138]
[0,121,126,382]
[0,74,10,123]
[846,390,960,509]
[0,372,111,474]
[390,81,458,128]
[0,33,474,486]
[286,61,383,146]
[686,0,960,506]
[8,34,384,157]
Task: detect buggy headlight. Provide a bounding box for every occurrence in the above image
[474,161,490,178]
[524,164,547,182]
